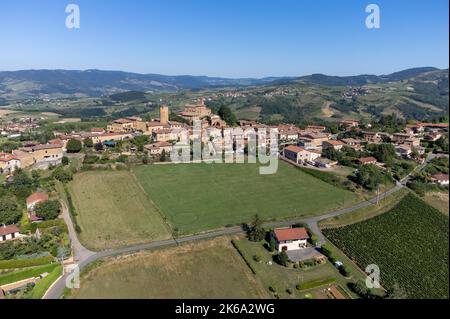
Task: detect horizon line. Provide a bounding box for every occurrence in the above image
[0,66,448,80]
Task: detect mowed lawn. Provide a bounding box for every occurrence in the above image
[68,237,269,299]
[132,162,356,234]
[69,171,171,250]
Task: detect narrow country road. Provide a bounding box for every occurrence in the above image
[44,154,438,299]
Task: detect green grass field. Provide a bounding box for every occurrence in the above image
[323,194,449,299]
[67,237,269,299]
[69,171,171,250]
[132,162,357,234]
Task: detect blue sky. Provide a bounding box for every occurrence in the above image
[0,0,448,77]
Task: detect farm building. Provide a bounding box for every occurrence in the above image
[272,227,309,252]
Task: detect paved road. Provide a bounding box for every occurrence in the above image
[44,154,437,299]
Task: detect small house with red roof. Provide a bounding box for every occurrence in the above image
[0,224,20,242]
[272,227,309,252]
[431,174,449,186]
[26,192,49,212]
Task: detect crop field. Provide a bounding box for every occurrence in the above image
[69,171,171,250]
[132,162,357,234]
[67,237,269,299]
[323,193,449,299]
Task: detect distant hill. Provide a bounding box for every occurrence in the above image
[296,67,440,86]
[0,67,444,100]
[0,69,288,100]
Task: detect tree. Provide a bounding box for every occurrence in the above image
[354,164,385,190]
[0,197,21,225]
[66,139,82,153]
[160,149,167,162]
[277,250,289,267]
[218,105,238,126]
[31,170,40,188]
[94,142,104,152]
[51,167,73,183]
[34,200,61,221]
[247,214,265,242]
[322,147,341,161]
[8,170,34,200]
[269,237,276,252]
[83,137,94,148]
[62,156,70,166]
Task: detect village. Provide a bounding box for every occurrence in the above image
[0,97,448,300]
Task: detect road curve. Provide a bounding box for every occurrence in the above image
[44,154,437,299]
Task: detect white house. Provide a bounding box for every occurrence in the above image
[0,225,20,242]
[0,152,21,174]
[144,141,173,155]
[432,174,449,186]
[283,145,321,164]
[273,227,309,252]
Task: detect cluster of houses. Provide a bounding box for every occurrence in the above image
[0,142,64,174]
[1,97,448,173]
[0,117,39,139]
[280,119,448,169]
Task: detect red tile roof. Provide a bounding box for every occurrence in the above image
[26,192,49,206]
[284,145,305,153]
[274,227,309,241]
[0,225,20,237]
[325,140,345,146]
[0,152,17,162]
[432,174,449,182]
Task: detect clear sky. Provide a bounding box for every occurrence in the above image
[0,0,448,77]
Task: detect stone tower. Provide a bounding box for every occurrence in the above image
[160,105,169,124]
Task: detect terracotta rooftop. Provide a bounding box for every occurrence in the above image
[26,192,49,206]
[432,174,449,182]
[274,227,309,241]
[284,145,305,153]
[0,224,20,237]
[358,156,377,164]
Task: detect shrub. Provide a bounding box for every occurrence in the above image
[276,251,289,267]
[61,156,69,166]
[340,265,351,277]
[321,244,333,258]
[269,237,276,252]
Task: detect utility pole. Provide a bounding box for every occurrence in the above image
[376,183,380,205]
